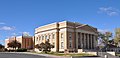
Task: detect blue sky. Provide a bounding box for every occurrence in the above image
[0,0,120,45]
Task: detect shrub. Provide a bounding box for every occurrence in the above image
[16,48,27,52]
[4,48,8,51]
[8,50,15,52]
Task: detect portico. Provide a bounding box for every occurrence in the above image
[77,32,97,49]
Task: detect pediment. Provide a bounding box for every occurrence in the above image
[76,25,98,33]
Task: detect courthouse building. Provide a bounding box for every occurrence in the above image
[34,21,98,52]
[5,35,34,49]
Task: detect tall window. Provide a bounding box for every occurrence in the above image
[61,42,64,49]
[36,37,38,41]
[47,35,49,39]
[39,36,41,41]
[45,35,48,40]
[69,33,72,40]
[69,33,72,48]
[49,35,51,39]
[69,42,72,48]
[42,35,44,40]
[61,33,64,41]
[52,34,55,39]
[52,42,55,48]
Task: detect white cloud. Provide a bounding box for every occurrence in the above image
[11,33,18,36]
[0,22,5,25]
[0,26,15,31]
[98,29,109,33]
[98,7,120,16]
[19,32,31,36]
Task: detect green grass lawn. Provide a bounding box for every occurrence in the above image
[116,54,120,56]
[49,53,95,56]
[31,51,96,57]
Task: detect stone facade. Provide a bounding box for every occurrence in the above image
[34,21,98,52]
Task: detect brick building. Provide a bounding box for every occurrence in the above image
[5,36,34,49]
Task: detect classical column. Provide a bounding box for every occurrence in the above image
[84,33,86,49]
[90,34,93,49]
[91,35,94,49]
[82,33,84,49]
[76,32,78,50]
[85,33,88,49]
[94,35,96,49]
[92,35,94,49]
[87,34,89,49]
[78,32,80,49]
[80,32,82,49]
[88,34,91,49]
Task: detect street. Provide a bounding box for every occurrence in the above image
[0,52,119,58]
[0,52,52,58]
